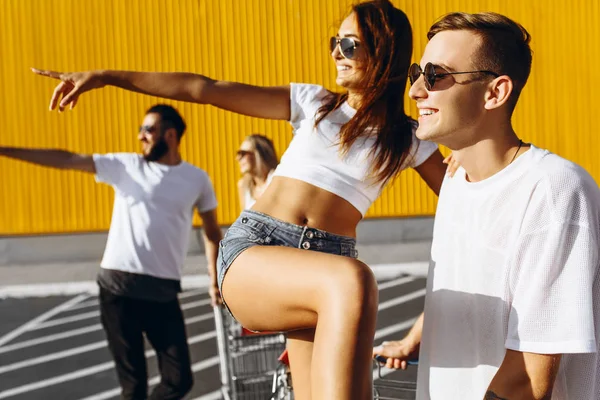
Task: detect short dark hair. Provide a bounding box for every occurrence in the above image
[146,104,187,141]
[428,12,532,111]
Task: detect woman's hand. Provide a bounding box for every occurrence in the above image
[443,152,460,177]
[32,68,106,112]
[209,284,223,307]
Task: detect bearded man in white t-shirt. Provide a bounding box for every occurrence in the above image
[0,104,223,400]
[373,12,600,400]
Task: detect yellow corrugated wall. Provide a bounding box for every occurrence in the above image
[0,0,598,235]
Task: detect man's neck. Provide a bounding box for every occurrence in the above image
[451,127,524,182]
[156,151,182,166]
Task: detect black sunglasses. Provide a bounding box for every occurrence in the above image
[139,125,159,134]
[409,62,500,91]
[330,37,359,60]
[236,149,253,159]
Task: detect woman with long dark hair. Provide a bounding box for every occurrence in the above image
[34,1,447,398]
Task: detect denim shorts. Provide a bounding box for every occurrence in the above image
[217,209,359,295]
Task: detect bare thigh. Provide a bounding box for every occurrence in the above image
[221,245,378,400]
[221,245,368,331]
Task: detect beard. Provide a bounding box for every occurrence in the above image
[143,137,169,162]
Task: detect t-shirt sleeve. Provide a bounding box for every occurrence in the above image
[405,123,438,168]
[289,83,330,132]
[506,196,599,354]
[195,171,218,213]
[93,153,136,187]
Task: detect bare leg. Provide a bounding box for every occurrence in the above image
[287,329,315,400]
[221,246,378,400]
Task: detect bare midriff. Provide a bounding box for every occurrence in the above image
[251,176,363,238]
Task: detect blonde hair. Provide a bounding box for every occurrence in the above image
[239,134,278,195]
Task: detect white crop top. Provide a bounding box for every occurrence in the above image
[244,170,275,209]
[272,83,438,216]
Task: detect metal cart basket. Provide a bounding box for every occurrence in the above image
[214,306,288,400]
[373,362,417,400]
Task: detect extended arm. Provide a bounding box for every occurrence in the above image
[0,146,95,173]
[32,68,291,120]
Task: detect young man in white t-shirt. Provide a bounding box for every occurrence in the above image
[373,12,600,399]
[0,104,222,400]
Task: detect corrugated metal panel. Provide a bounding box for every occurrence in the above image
[0,0,598,234]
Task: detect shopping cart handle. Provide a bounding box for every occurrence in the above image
[374,355,418,366]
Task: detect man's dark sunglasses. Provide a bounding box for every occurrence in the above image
[330,37,359,60]
[139,125,159,134]
[409,62,499,91]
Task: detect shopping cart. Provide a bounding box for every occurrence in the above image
[214,306,290,400]
[372,357,417,400]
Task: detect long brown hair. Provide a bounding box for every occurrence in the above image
[315,0,414,185]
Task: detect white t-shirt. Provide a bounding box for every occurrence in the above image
[93,153,218,281]
[418,145,600,399]
[272,83,438,216]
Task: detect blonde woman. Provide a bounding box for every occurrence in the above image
[236,134,278,209]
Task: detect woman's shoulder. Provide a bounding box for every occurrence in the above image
[290,83,333,105]
[237,175,251,189]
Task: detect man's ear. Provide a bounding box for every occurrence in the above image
[165,127,178,142]
[484,76,513,110]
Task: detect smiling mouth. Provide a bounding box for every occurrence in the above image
[419,109,438,117]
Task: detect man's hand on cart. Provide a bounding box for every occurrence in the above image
[373,338,420,370]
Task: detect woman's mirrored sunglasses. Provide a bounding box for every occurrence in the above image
[330,37,359,60]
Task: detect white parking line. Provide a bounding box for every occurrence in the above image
[0,313,216,372]
[79,355,221,400]
[0,324,102,355]
[0,330,217,399]
[184,312,215,325]
[378,276,415,291]
[29,298,210,332]
[0,294,88,347]
[179,289,207,300]
[374,318,418,341]
[0,309,215,355]
[181,298,212,310]
[0,275,213,299]
[66,290,208,312]
[378,289,426,311]
[0,341,108,375]
[31,310,100,330]
[67,299,99,311]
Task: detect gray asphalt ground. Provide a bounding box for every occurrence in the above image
[0,241,431,399]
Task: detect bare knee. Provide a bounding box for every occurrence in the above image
[324,259,378,316]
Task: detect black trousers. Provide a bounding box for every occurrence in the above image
[99,287,194,400]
